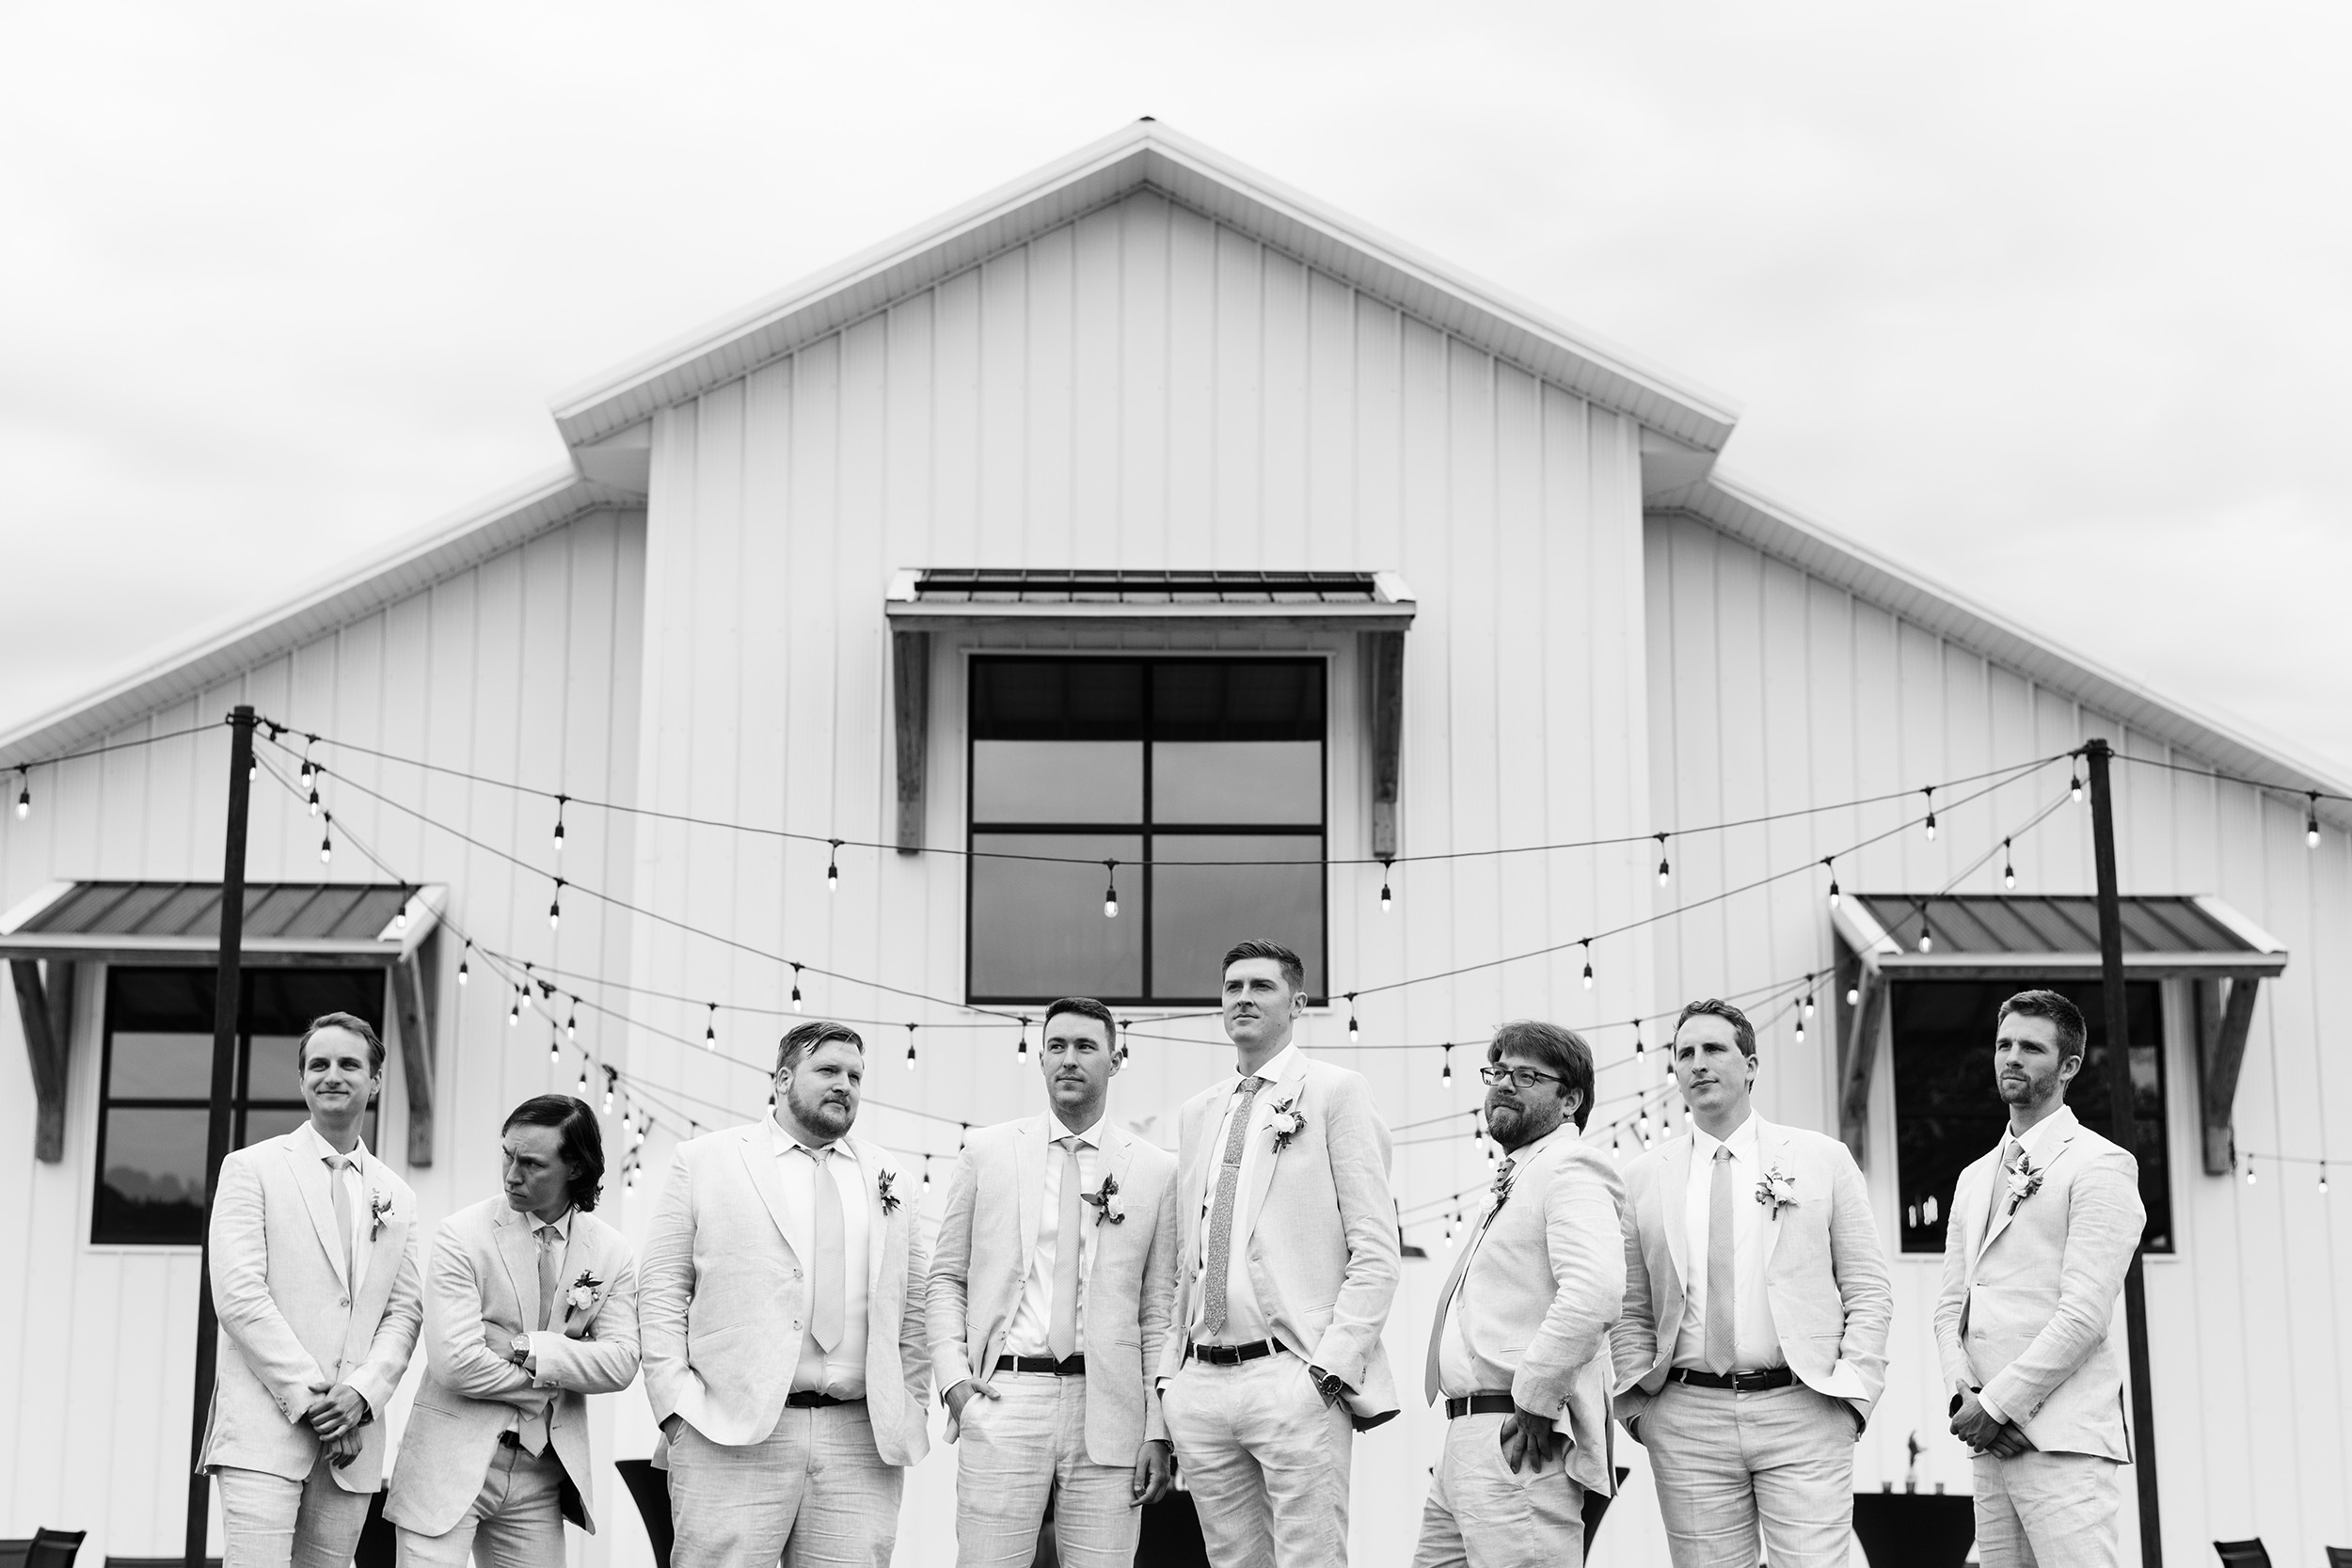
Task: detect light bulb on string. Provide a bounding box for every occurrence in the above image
[2245,1153,2256,1186]
[14,769,29,820]
[959,1122,970,1151]
[2071,768,2084,805]
[1443,1212,1454,1249]
[1439,1043,1453,1090]
[308,784,320,816]
[1631,1022,1645,1065]
[2309,794,2322,850]
[826,840,842,893]
[2320,1162,2330,1196]
[1794,1011,1805,1045]
[625,1163,639,1192]
[922,1156,932,1192]
[299,739,314,786]
[508,990,521,1028]
[704,1003,717,1051]
[1823,858,1840,909]
[1922,787,1937,842]
[1803,981,1816,1019]
[1015,1016,1029,1064]
[457,942,471,985]
[553,795,568,854]
[548,879,564,931]
[393,890,409,934]
[2003,839,2017,890]
[575,1063,590,1097]
[548,1027,560,1066]
[1655,832,1671,886]
[1847,986,1860,1006]
[1345,994,1359,1044]
[1377,856,1393,913]
[602,1069,616,1116]
[1120,1019,1132,1058]
[319,815,333,864]
[790,963,803,1012]
[905,1023,918,1071]
[1103,861,1120,919]
[520,965,534,1010]
[1917,920,1933,955]
[565,1000,578,1044]
[1581,940,1594,990]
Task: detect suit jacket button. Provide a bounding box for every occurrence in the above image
[339,1298,350,1308]
[793,1269,803,1280]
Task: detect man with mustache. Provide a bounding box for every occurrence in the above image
[1611,999,1892,1568]
[1157,938,1401,1568]
[1415,1021,1625,1568]
[1934,990,2145,1568]
[927,996,1180,1566]
[641,1021,930,1568]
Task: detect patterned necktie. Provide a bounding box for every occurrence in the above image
[1049,1138,1083,1361]
[520,1223,561,1456]
[1705,1146,1737,1375]
[1200,1076,1264,1338]
[323,1155,355,1287]
[806,1146,847,1354]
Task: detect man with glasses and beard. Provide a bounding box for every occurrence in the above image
[1415,1022,1625,1568]
[641,1022,930,1568]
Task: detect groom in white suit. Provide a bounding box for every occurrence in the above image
[199,1011,423,1568]
[386,1094,641,1568]
[927,995,1180,1566]
[1935,989,2145,1568]
[642,1020,930,1568]
[1611,999,1892,1568]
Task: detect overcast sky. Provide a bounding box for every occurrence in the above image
[5,0,2346,778]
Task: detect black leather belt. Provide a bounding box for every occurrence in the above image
[1668,1366,1797,1392]
[1444,1392,1516,1419]
[1188,1338,1281,1366]
[784,1391,863,1408]
[996,1354,1087,1376]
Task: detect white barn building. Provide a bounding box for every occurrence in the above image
[3,121,2345,1567]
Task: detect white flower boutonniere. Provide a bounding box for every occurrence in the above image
[1080,1173,1125,1226]
[1266,1096,1306,1153]
[564,1271,603,1320]
[1754,1165,1797,1219]
[368,1190,394,1242]
[2004,1155,2044,1215]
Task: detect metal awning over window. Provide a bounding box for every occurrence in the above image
[2,880,449,1167]
[1829,892,2287,1175]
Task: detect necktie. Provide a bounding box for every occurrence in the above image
[1200,1077,1264,1338]
[808,1147,847,1354]
[1705,1146,1737,1375]
[1049,1138,1083,1361]
[1423,1156,1516,1402]
[1991,1137,2021,1229]
[520,1224,561,1456]
[323,1155,355,1288]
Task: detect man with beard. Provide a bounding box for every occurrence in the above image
[927,996,1180,1566]
[1414,1021,1624,1568]
[1611,999,1891,1568]
[1934,990,2144,1568]
[641,1021,930,1568]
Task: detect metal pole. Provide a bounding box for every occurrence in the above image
[2084,737,2163,1567]
[186,705,256,1568]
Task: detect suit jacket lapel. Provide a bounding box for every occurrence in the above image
[493,1207,539,1330]
[1423,1217,1480,1403]
[1661,1134,1694,1301]
[737,1123,803,1265]
[281,1137,351,1291]
[1756,1119,1787,1274]
[1240,1053,1307,1242]
[850,1137,891,1296]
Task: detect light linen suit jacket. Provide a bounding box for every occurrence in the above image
[641,1120,930,1464]
[1154,1050,1402,1428]
[1423,1129,1627,1497]
[197,1131,423,1493]
[1932,1105,2145,1461]
[927,1116,1180,1463]
[1611,1117,1893,1429]
[384,1198,641,1537]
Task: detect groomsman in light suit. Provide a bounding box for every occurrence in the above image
[386,1094,640,1568]
[1935,989,2146,1568]
[641,1021,930,1568]
[1612,999,1892,1568]
[199,1012,423,1568]
[927,996,1180,1566]
[1417,1022,1625,1568]
[1157,938,1402,1568]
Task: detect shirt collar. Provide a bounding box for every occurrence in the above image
[2005,1104,2074,1164]
[1502,1119,1572,1165]
[1690,1110,1757,1163]
[1047,1113,1107,1148]
[296,1119,368,1168]
[1234,1041,1302,1089]
[767,1113,850,1162]
[530,1207,574,1241]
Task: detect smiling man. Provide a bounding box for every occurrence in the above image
[926,995,1180,1567]
[1415,1021,1624,1568]
[198,1012,422,1568]
[641,1021,930,1568]
[1932,990,2145,1568]
[1611,999,1891,1568]
[1156,938,1400,1568]
[386,1094,640,1568]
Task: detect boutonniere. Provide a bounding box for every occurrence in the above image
[564,1270,603,1320]
[1079,1173,1125,1226]
[1266,1095,1305,1153]
[1754,1165,1797,1219]
[877,1170,902,1216]
[368,1190,394,1241]
[1489,1162,1517,1211]
[2004,1155,2044,1215]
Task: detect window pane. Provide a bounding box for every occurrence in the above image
[1152,742,1321,825]
[1152,662,1324,740]
[247,969,387,1037]
[971,833,1144,999]
[1151,834,1324,1002]
[94,1107,208,1244]
[972,660,1145,739]
[246,1034,306,1098]
[107,1032,215,1099]
[241,1106,310,1148]
[972,741,1142,824]
[107,968,215,1033]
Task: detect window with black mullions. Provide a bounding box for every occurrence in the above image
[967,657,1326,1005]
[93,966,387,1245]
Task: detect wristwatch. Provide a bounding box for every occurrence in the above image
[1308,1365,1350,1405]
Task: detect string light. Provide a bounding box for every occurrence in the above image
[603,1068,616,1115]
[2003,838,2017,889]
[12,768,25,821]
[548,879,564,930]
[1581,940,1594,990]
[1655,832,1672,886]
[508,989,521,1027]
[1794,1010,1805,1045]
[704,1003,717,1050]
[2321,1162,2330,1196]
[1378,856,1394,913]
[905,1023,918,1070]
[2309,793,2322,849]
[393,889,409,934]
[1632,1022,1645,1064]
[922,1156,932,1192]
[520,964,535,1010]
[319,814,333,864]
[548,1024,559,1065]
[1917,919,1934,954]
[1823,858,1839,909]
[575,1062,590,1097]
[1922,787,1937,842]
[457,942,471,985]
[308,781,321,816]
[1847,985,1861,1006]
[553,795,567,854]
[1345,994,1359,1044]
[1803,983,1816,1019]
[2245,1153,2256,1186]
[1443,1211,1454,1249]
[1439,1043,1453,1090]
[2071,768,2084,805]
[299,739,315,785]
[1103,861,1120,919]
[1015,1016,1030,1063]
[565,1000,579,1043]
[826,839,842,893]
[790,963,803,1012]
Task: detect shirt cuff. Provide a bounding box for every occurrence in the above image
[1976,1386,2010,1425]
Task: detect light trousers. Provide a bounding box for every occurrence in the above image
[1971,1449,2122,1568]
[215,1459,373,1568]
[394,1442,567,1568]
[1412,1411,1586,1568]
[1160,1351,1355,1568]
[1639,1380,1858,1568]
[953,1370,1139,1568]
[666,1405,903,1568]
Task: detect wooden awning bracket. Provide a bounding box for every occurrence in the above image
[2196,975,2263,1176]
[1836,959,1886,1168]
[389,935,437,1166]
[10,958,76,1163]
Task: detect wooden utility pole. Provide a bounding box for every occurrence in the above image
[2084,737,2163,1567]
[185,705,256,1568]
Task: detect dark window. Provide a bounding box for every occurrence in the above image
[1889,979,2171,1255]
[968,657,1326,1005]
[93,967,387,1245]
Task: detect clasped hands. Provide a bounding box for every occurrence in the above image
[302,1382,369,1467]
[1948,1387,2034,1459]
[945,1379,1174,1508]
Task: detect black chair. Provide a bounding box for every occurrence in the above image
[24,1531,86,1568]
[1580,1466,1631,1547]
[1133,1489,1210,1568]
[615,1458,675,1568]
[0,1537,29,1568]
[2212,1542,2271,1568]
[105,1558,221,1568]
[2324,1547,2352,1568]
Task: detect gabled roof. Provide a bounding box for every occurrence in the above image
[548,119,1742,456]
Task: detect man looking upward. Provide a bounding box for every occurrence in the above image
[928,996,1180,1566]
[1156,939,1400,1568]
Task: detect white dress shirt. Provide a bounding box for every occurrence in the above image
[767,1117,871,1398]
[1673,1112,1786,1372]
[1973,1110,2070,1424]
[1438,1121,1568,1398]
[1187,1041,1301,1344]
[293,1119,373,1295]
[1005,1115,1105,1357]
[518,1206,575,1386]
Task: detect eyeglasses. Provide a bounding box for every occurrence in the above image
[1477,1065,1566,1090]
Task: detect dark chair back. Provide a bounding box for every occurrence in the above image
[615,1459,674,1568]
[0,1537,30,1568]
[1580,1466,1632,1546]
[2212,1541,2271,1568]
[104,1557,220,1568]
[24,1530,86,1568]
[2324,1547,2352,1568]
